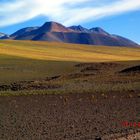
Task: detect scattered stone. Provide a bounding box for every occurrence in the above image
[95,136,102,140]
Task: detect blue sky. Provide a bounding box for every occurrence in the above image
[0,0,140,44]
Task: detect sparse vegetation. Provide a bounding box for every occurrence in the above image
[0,40,140,139]
[0,40,140,85]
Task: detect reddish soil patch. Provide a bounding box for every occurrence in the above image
[0,92,140,140]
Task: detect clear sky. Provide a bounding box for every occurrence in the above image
[0,0,140,44]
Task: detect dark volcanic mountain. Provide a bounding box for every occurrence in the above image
[2,21,138,47]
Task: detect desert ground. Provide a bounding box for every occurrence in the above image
[0,40,140,139]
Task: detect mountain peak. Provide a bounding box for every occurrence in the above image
[68,25,89,33]
[3,21,138,47]
[90,27,109,35]
[43,21,61,27]
[39,21,73,33]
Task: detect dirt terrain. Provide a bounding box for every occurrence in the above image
[0,62,140,92]
[0,92,140,140]
[0,61,140,139]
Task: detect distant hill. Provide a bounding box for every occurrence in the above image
[1,22,139,47]
[0,32,5,37]
[10,27,39,39]
[0,32,9,39]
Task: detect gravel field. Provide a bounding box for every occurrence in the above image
[0,92,140,140]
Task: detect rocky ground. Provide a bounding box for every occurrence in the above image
[0,92,140,140]
[0,62,140,140]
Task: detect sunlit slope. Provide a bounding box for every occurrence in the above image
[0,40,140,83]
[0,40,140,62]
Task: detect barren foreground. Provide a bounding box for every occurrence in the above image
[0,92,140,140]
[0,41,140,139]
